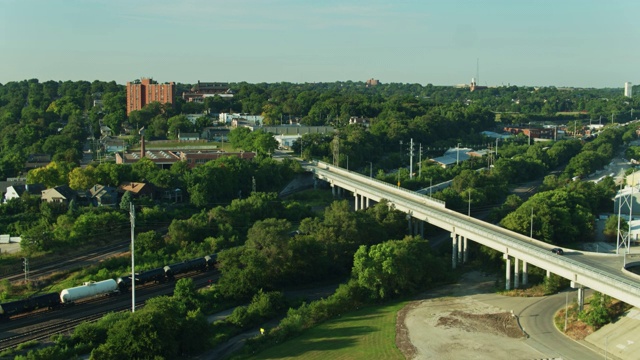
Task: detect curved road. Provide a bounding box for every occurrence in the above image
[517,289,613,359]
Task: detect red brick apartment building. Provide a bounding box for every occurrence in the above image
[126,78,175,115]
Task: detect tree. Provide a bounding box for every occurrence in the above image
[27,161,75,187]
[603,215,625,241]
[68,165,98,190]
[352,236,443,299]
[167,115,192,139]
[92,296,209,359]
[579,292,612,328]
[120,191,133,210]
[135,230,164,254]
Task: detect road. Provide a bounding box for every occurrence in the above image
[516,289,615,359]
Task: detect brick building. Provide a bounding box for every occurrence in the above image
[126,78,175,115]
[182,81,233,102]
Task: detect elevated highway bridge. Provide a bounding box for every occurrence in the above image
[303,160,640,309]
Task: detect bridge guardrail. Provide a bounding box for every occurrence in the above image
[308,161,445,207]
[309,162,640,295]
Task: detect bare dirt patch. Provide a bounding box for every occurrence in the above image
[396,272,544,360]
[436,310,523,338]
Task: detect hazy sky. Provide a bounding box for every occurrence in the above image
[1,0,637,87]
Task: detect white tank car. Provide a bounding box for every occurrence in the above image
[60,279,118,303]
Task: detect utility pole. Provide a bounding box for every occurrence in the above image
[530,207,534,238]
[130,203,136,313]
[564,291,568,332]
[409,138,414,179]
[23,257,29,283]
[418,143,423,177]
[468,189,471,217]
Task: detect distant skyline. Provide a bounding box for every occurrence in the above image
[1,0,638,88]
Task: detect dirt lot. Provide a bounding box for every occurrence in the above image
[396,272,544,360]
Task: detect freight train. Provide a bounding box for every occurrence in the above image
[0,254,217,321]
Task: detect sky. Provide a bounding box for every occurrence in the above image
[0,0,638,88]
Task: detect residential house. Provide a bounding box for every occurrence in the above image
[0,177,26,199]
[118,181,155,199]
[101,136,127,153]
[100,125,113,137]
[3,183,46,203]
[24,154,51,172]
[41,185,77,205]
[88,184,118,207]
[348,117,370,127]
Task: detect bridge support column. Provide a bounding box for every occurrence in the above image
[522,261,528,286]
[451,233,458,269]
[407,216,412,234]
[546,270,551,279]
[354,193,359,211]
[366,197,370,208]
[463,237,468,263]
[420,221,424,238]
[578,287,585,312]
[331,185,336,197]
[504,254,511,290]
[514,258,520,289]
[458,236,463,264]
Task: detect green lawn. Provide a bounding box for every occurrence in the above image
[244,301,406,360]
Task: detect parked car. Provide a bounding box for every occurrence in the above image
[551,248,564,255]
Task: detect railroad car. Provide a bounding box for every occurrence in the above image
[116,276,132,292]
[1,253,218,320]
[205,254,217,269]
[136,267,166,284]
[164,258,207,279]
[0,292,60,320]
[60,279,118,303]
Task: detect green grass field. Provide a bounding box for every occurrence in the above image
[244,301,406,360]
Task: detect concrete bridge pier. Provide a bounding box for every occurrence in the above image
[458,236,463,264]
[504,254,511,290]
[578,286,584,311]
[407,215,412,235]
[546,270,551,278]
[514,258,520,289]
[331,184,336,197]
[420,221,424,238]
[353,193,359,211]
[463,236,468,263]
[522,261,528,286]
[366,197,370,208]
[451,233,458,269]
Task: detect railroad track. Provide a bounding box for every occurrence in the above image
[0,272,216,352]
[2,241,130,283]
